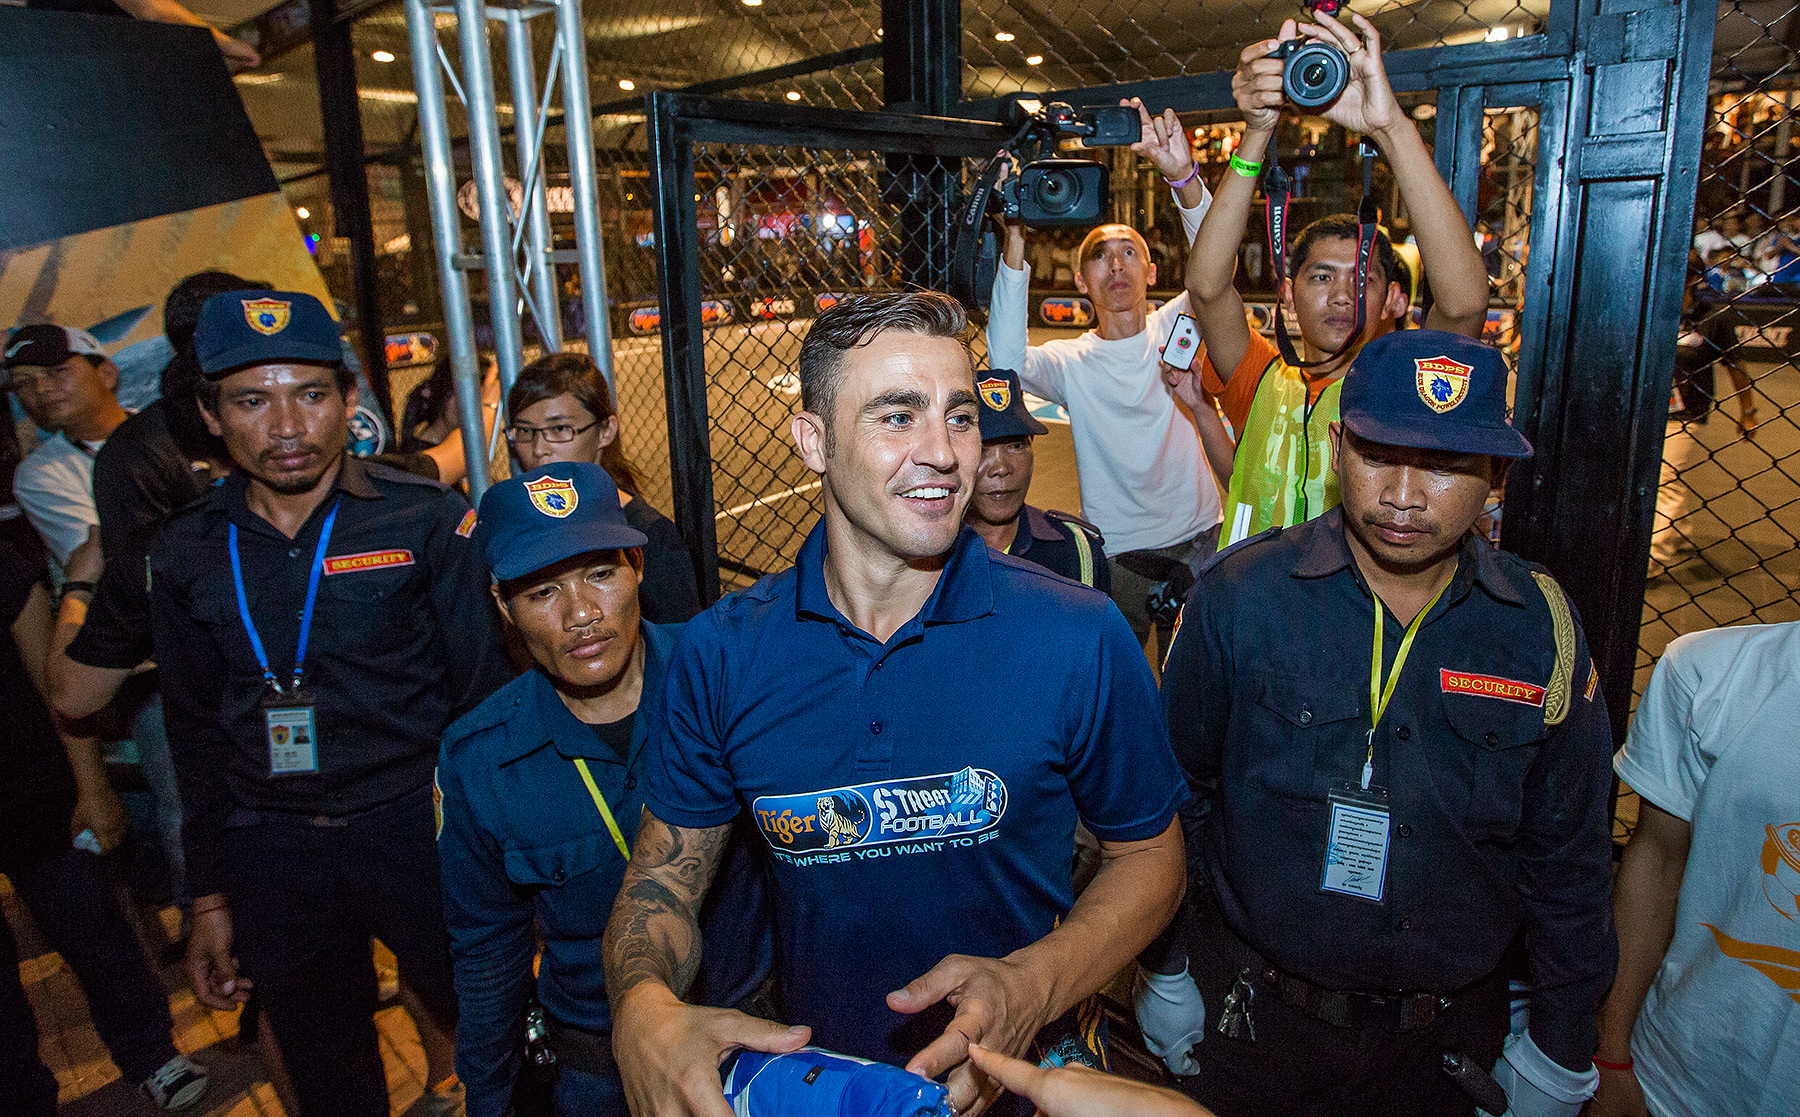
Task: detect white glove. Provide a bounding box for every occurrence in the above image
[1491,1029,1598,1117]
[1132,963,1207,1077]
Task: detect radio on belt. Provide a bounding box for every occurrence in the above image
[721,1048,955,1117]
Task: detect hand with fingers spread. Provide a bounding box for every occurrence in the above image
[1232,19,1299,134]
[1126,98,1195,184]
[1303,11,1401,138]
[966,1044,1215,1117]
[889,953,1056,1116]
[612,984,811,1117]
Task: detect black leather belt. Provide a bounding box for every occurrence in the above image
[546,1018,618,1078]
[1250,962,1448,1031]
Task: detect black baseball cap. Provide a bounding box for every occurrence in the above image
[4,324,107,373]
[975,368,1048,441]
[1338,329,1532,459]
[474,463,649,583]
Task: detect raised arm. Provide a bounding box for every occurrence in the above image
[605,811,809,1117]
[1306,12,1488,334]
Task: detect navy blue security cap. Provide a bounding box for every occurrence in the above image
[1339,329,1532,459]
[194,290,343,379]
[975,368,1047,441]
[475,462,648,582]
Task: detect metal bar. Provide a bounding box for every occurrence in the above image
[310,0,393,423]
[648,92,720,603]
[666,94,1010,155]
[555,0,614,381]
[573,44,885,128]
[453,0,525,395]
[404,0,490,497]
[504,8,561,350]
[883,0,961,290]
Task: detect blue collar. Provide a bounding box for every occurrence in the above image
[793,519,995,640]
[501,620,675,769]
[1006,505,1057,558]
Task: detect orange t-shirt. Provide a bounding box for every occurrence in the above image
[1198,330,1336,433]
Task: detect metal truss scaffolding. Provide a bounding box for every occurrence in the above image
[402,0,615,500]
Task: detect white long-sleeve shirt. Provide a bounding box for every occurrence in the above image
[986,191,1219,554]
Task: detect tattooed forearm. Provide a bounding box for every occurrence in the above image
[603,813,733,1002]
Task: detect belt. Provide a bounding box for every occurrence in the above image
[1211,914,1449,1032]
[546,1017,618,1078]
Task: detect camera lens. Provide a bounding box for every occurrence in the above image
[1281,41,1349,109]
[1303,60,1328,87]
[1031,169,1083,216]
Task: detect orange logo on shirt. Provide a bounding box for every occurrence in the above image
[1439,669,1546,707]
[323,549,414,575]
[456,509,477,538]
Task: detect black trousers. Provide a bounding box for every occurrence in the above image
[223,787,457,1117]
[0,845,179,1117]
[1176,904,1509,1117]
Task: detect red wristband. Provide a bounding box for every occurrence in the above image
[1592,1055,1633,1072]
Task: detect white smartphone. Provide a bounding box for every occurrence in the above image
[1162,312,1201,371]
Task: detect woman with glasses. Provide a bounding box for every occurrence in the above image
[506,353,701,623]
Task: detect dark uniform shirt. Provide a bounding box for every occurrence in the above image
[436,622,769,1117]
[149,456,512,898]
[1161,508,1616,1068]
[623,495,701,624]
[0,542,77,868]
[1002,505,1110,594]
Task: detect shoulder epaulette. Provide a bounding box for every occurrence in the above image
[1529,570,1577,726]
[1197,525,1282,577]
[1044,509,1104,544]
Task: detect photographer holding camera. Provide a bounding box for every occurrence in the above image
[987,98,1223,661]
[1185,10,1489,546]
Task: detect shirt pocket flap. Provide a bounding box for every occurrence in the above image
[503,830,614,888]
[1442,689,1546,750]
[1254,671,1361,730]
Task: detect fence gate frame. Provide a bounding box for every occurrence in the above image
[649,0,1719,741]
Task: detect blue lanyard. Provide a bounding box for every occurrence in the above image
[229,499,340,693]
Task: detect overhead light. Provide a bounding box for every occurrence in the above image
[741,0,761,5]
[371,50,395,62]
[619,79,635,90]
[1026,54,1044,65]
[296,207,310,219]
[1485,26,1508,41]
[786,90,801,101]
[995,31,1015,42]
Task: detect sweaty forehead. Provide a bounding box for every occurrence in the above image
[1080,225,1147,262]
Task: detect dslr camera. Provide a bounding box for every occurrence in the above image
[1268,0,1351,110]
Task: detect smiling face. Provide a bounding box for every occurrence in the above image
[967,437,1034,529]
[498,550,644,692]
[1074,227,1157,314]
[794,330,981,565]
[1332,423,1495,574]
[202,363,353,494]
[1286,235,1409,357]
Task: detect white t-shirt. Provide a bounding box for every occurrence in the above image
[14,430,102,577]
[986,192,1221,555]
[1615,621,1800,1117]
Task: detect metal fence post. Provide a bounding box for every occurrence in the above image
[504,8,562,352]
[452,0,524,394]
[555,0,615,384]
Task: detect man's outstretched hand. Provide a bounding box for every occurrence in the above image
[1127,98,1196,184]
[1304,12,1401,137]
[890,953,1054,1116]
[967,1044,1216,1117]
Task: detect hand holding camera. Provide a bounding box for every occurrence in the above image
[1234,9,1401,139]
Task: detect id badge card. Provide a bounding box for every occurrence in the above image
[1321,780,1390,902]
[261,688,320,776]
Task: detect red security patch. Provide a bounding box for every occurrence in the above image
[456,509,477,538]
[324,549,414,575]
[1440,668,1546,707]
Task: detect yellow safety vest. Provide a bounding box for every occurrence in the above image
[1222,359,1343,548]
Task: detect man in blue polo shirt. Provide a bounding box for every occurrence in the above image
[603,292,1187,1117]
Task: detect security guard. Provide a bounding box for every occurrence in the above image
[437,462,767,1117]
[149,291,512,1117]
[1161,330,1616,1117]
[965,367,1110,594]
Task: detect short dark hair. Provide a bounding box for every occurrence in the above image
[1290,214,1406,299]
[508,351,642,497]
[196,361,355,413]
[797,292,972,431]
[163,271,271,357]
[163,272,270,458]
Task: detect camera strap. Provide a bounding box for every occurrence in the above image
[1264,137,1381,369]
[948,151,1012,311]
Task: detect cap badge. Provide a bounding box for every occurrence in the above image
[978,376,1011,411]
[525,474,579,518]
[1415,355,1472,414]
[243,297,292,336]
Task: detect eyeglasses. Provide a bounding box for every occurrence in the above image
[505,419,599,445]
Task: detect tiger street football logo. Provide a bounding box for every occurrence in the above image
[243,297,292,336]
[525,474,579,518]
[978,377,1011,412]
[1415,354,1472,413]
[752,767,1008,866]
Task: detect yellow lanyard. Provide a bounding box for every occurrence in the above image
[571,757,632,861]
[1364,571,1453,790]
